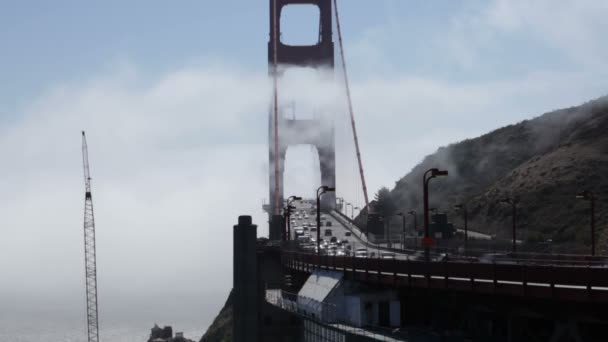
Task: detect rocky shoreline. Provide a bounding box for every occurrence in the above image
[147,324,195,342]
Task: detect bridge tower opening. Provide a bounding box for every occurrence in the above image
[268,0,336,225]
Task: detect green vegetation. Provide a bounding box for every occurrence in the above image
[200,290,233,342]
[367,96,608,254]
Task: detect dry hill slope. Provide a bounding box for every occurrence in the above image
[385,96,608,253]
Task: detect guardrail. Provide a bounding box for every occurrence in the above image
[329,210,608,266]
[330,210,418,255]
[281,251,608,304]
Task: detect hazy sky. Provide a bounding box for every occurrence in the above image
[2,0,608,333]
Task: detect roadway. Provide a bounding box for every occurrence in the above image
[288,200,367,255]
[286,199,608,266]
[288,200,420,260]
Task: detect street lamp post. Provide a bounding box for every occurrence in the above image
[384,216,392,248]
[317,186,336,254]
[500,198,517,253]
[397,212,406,250]
[408,210,417,249]
[454,204,468,255]
[408,210,417,233]
[284,195,302,241]
[423,168,448,261]
[576,190,596,256]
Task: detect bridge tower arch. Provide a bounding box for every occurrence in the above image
[268,0,336,221]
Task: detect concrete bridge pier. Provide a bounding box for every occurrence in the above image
[233,216,303,342]
[233,216,259,342]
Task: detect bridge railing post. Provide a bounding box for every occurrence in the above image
[407,258,412,288]
[469,258,475,292]
[376,255,381,283]
[443,259,449,289]
[392,257,397,278]
[492,262,498,294]
[425,260,431,289]
[522,264,528,297]
[586,265,592,296]
[549,264,556,298]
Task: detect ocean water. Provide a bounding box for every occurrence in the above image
[0,293,225,342]
[0,316,207,342]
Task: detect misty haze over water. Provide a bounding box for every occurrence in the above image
[0,293,224,341]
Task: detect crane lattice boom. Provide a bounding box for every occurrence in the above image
[82,131,99,342]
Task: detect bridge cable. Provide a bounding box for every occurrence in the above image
[272,0,281,215]
[333,0,370,211]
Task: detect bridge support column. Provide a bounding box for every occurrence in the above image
[269,214,284,241]
[319,138,336,211]
[233,216,259,342]
[267,0,336,219]
[268,143,286,218]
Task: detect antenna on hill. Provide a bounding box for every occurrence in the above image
[82,131,100,342]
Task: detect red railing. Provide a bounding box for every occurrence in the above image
[281,251,608,304]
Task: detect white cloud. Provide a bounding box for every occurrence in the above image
[0,65,272,304]
[4,62,603,299]
[479,0,608,69]
[2,1,608,331]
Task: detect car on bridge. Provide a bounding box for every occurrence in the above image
[324,229,332,236]
[355,248,368,258]
[380,252,395,259]
[478,253,517,264]
[406,251,425,261]
[297,235,311,244]
[345,231,352,237]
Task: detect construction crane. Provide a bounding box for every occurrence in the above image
[82,131,100,342]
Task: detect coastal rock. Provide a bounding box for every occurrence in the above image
[200,289,233,342]
[148,324,194,342]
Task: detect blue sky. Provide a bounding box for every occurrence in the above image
[2,0,593,114]
[1,0,371,111]
[2,1,608,335]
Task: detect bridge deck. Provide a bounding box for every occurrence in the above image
[282,251,608,304]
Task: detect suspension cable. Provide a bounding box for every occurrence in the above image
[333,0,370,211]
[272,0,281,215]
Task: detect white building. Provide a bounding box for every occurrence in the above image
[296,269,401,328]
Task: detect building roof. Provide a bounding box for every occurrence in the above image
[298,269,343,303]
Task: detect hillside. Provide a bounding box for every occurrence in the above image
[199,290,233,342]
[382,96,608,253]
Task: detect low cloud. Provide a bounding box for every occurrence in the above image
[2,0,608,330]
